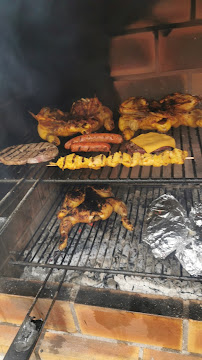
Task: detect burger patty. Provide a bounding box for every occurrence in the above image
[0,142,59,165]
[126,142,172,155]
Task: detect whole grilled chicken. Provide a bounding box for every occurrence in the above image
[119,93,202,139]
[30,97,114,146]
[57,185,133,250]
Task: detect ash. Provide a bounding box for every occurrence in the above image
[21,264,202,301]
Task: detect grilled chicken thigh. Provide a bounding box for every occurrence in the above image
[57,186,133,251]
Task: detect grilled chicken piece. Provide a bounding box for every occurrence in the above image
[30,108,100,146]
[159,93,200,112]
[57,187,86,219]
[119,97,149,115]
[71,97,114,131]
[58,186,133,250]
[118,93,202,139]
[30,98,114,146]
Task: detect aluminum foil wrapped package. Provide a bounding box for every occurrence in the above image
[176,238,202,277]
[142,194,189,259]
[189,203,202,238]
[175,203,202,277]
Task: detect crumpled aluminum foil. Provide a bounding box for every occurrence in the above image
[142,194,190,259]
[175,203,202,277]
[142,195,202,277]
[175,238,202,277]
[189,203,202,238]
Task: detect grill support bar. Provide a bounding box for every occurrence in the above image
[10,260,202,282]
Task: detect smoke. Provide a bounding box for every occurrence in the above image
[0,0,158,147]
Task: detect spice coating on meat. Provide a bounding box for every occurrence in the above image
[30,97,114,146]
[118,93,202,140]
[58,185,133,250]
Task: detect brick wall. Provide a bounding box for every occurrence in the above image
[110,0,202,101]
[0,281,202,359]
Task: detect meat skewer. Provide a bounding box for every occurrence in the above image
[49,149,188,170]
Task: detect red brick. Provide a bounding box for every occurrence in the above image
[0,294,32,324]
[0,294,76,333]
[196,0,202,18]
[114,74,188,101]
[188,320,202,355]
[39,332,139,360]
[31,298,77,333]
[75,304,183,350]
[110,33,155,76]
[191,72,202,96]
[159,26,202,71]
[128,0,191,29]
[143,348,202,359]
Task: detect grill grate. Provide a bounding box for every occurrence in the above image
[0,127,201,183]
[11,183,202,282]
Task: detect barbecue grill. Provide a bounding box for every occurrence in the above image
[1,1,202,359]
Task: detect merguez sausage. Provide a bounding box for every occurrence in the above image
[64,133,123,149]
[70,142,111,152]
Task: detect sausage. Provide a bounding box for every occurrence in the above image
[70,142,111,152]
[64,133,123,149]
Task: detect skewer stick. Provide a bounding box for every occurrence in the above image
[185,157,194,159]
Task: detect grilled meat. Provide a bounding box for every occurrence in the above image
[64,133,123,149]
[58,185,133,250]
[119,97,149,114]
[0,142,58,165]
[49,148,188,170]
[71,98,114,131]
[126,142,172,155]
[70,142,111,152]
[159,93,200,112]
[30,97,114,146]
[119,93,202,139]
[57,187,86,219]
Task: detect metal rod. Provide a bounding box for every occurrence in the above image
[4,263,68,360]
[10,260,202,282]
[17,178,202,184]
[0,178,24,207]
[0,179,40,236]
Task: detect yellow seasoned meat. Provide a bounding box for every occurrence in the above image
[49,149,188,170]
[118,93,202,139]
[159,93,200,112]
[119,97,149,114]
[30,97,114,145]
